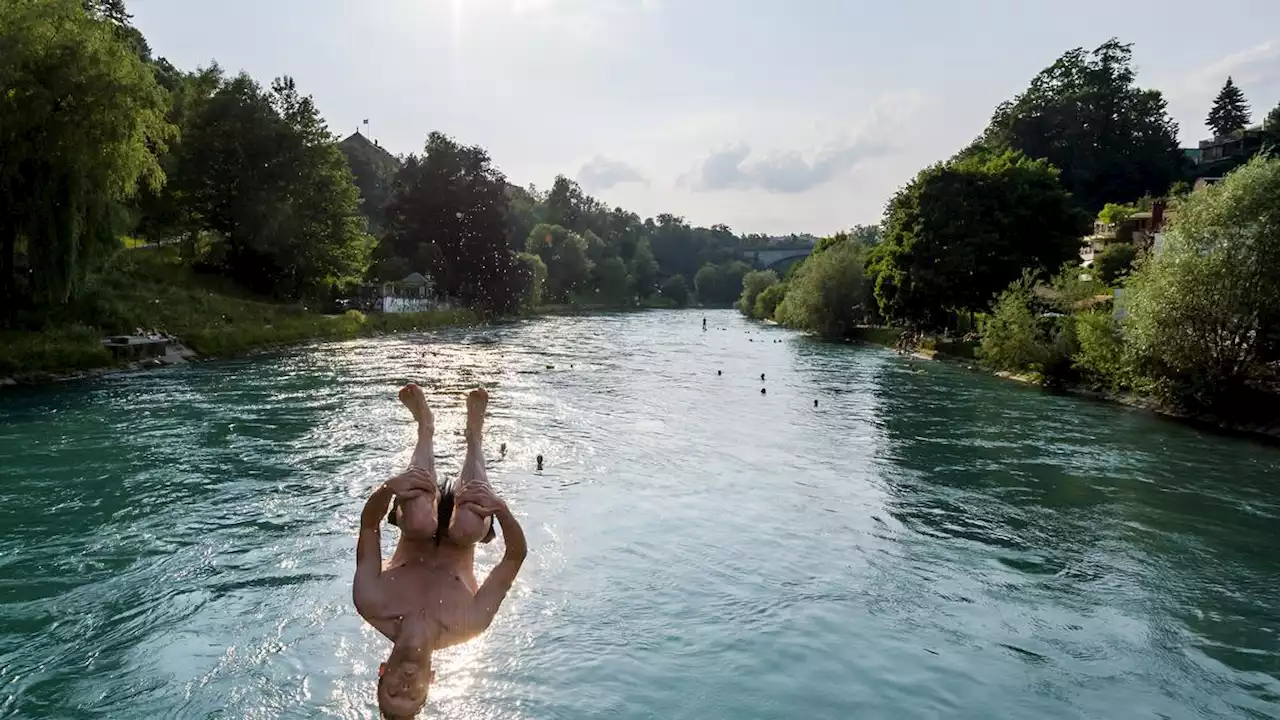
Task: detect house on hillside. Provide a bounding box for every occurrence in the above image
[1080,202,1167,265]
[1198,127,1264,166]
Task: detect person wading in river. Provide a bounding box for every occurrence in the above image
[353,385,527,719]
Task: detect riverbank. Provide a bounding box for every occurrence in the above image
[0,249,482,385]
[854,326,1280,442]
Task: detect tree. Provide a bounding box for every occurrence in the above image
[1093,243,1137,285]
[850,224,883,246]
[629,238,658,297]
[592,256,632,305]
[381,132,521,310]
[1206,77,1251,138]
[1263,102,1280,157]
[1097,203,1138,225]
[982,39,1184,212]
[754,282,787,320]
[0,0,174,317]
[524,224,591,302]
[1121,157,1280,410]
[737,270,778,317]
[694,264,721,304]
[338,132,401,235]
[978,273,1047,374]
[774,241,873,337]
[174,73,371,297]
[660,274,690,306]
[515,251,547,307]
[872,149,1088,329]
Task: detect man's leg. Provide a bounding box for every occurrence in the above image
[395,383,439,539]
[448,388,494,544]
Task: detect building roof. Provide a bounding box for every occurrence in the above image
[401,272,429,285]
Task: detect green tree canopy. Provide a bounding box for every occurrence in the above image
[338,132,401,235]
[1122,157,1280,410]
[173,72,371,297]
[660,274,690,307]
[775,240,873,337]
[754,282,788,320]
[629,238,658,298]
[1097,202,1138,225]
[591,256,633,305]
[1093,243,1137,285]
[1206,76,1251,138]
[982,38,1184,212]
[0,0,174,317]
[737,270,779,317]
[514,251,547,308]
[381,132,521,310]
[872,149,1088,329]
[524,224,591,303]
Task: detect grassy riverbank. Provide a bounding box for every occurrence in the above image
[0,249,480,379]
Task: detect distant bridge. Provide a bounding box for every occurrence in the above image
[746,245,813,274]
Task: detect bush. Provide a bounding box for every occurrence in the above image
[754,283,787,320]
[978,274,1046,374]
[1093,243,1137,285]
[978,272,1076,382]
[1122,157,1280,409]
[660,275,690,307]
[1073,310,1134,391]
[737,270,778,316]
[774,240,872,337]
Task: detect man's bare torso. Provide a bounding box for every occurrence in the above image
[355,545,482,649]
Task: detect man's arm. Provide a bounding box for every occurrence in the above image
[354,482,395,590]
[468,504,528,633]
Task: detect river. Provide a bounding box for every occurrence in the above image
[1,309,1278,719]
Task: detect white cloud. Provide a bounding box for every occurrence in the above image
[1173,40,1279,100]
[1165,39,1280,141]
[577,156,647,191]
[684,92,923,194]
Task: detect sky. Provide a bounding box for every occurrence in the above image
[130,0,1280,237]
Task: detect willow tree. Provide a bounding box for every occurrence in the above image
[0,0,173,317]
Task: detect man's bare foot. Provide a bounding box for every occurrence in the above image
[465,388,488,442]
[398,383,434,431]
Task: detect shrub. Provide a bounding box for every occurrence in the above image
[754,283,788,320]
[1122,157,1280,409]
[775,241,872,337]
[660,275,690,307]
[737,270,778,316]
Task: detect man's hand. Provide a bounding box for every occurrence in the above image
[455,483,505,517]
[386,467,437,500]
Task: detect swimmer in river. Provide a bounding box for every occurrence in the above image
[353,385,527,719]
[536,454,544,471]
[760,373,765,381]
[499,442,507,459]
[717,370,722,376]
[814,399,819,408]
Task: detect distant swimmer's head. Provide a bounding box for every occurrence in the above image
[536,454,544,471]
[378,645,433,719]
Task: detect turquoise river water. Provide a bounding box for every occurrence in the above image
[1,309,1279,719]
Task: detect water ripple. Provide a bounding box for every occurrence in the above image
[1,310,1279,718]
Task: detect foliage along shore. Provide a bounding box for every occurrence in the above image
[835,323,1280,443]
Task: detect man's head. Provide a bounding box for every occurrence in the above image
[377,646,432,719]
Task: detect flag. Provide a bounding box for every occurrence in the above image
[363,118,369,125]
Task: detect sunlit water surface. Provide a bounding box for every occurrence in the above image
[2,310,1279,719]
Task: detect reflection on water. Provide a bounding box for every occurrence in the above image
[1,309,1278,719]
